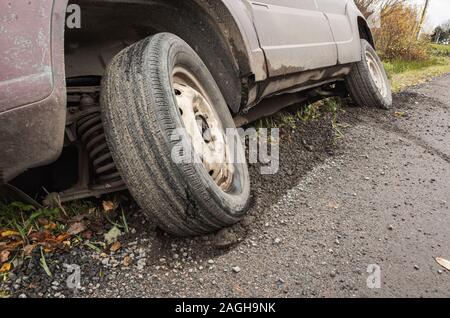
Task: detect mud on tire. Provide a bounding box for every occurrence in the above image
[346,39,392,109]
[101,33,251,236]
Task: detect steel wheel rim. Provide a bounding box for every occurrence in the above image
[365,50,388,98]
[171,66,235,192]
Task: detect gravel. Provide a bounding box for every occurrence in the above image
[2,74,450,298]
[232,266,241,273]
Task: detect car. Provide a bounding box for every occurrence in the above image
[0,0,392,236]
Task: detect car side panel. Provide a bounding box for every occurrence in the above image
[248,0,338,77]
[317,0,363,64]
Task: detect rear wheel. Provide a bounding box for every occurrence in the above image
[346,39,392,109]
[101,33,250,236]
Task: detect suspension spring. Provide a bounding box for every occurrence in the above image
[77,110,124,188]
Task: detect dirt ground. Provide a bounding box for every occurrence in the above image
[3,74,450,298]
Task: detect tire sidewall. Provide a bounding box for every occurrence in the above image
[150,35,250,216]
[360,40,393,109]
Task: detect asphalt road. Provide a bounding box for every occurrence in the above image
[4,74,450,298]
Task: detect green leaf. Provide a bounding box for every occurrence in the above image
[104,226,121,245]
[39,247,52,277]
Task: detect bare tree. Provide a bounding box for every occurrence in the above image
[416,0,430,40]
[354,0,379,18]
[354,0,407,19]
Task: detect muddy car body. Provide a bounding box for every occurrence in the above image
[0,0,391,236]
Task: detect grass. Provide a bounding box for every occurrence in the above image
[0,196,128,277]
[255,97,342,130]
[0,202,63,243]
[0,201,71,276]
[430,44,450,57]
[383,44,450,92]
[383,57,444,75]
[39,246,52,277]
[254,97,345,143]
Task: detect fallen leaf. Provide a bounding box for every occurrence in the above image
[81,230,93,239]
[0,230,20,238]
[2,241,23,251]
[102,201,116,213]
[29,232,65,251]
[56,233,71,242]
[44,222,57,231]
[436,257,450,271]
[29,231,52,242]
[38,218,49,226]
[67,222,86,236]
[395,111,407,118]
[70,214,88,223]
[0,263,11,273]
[122,256,131,267]
[104,226,121,244]
[23,244,36,256]
[0,250,10,263]
[110,241,122,252]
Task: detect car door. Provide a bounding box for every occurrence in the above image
[248,0,338,77]
[315,0,359,64]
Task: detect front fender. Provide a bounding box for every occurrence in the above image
[0,0,68,182]
[220,0,267,82]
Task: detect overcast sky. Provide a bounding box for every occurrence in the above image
[409,0,450,30]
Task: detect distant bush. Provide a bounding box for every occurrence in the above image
[355,0,430,61]
[374,3,429,60]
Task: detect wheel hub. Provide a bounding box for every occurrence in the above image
[365,51,388,98]
[172,67,234,192]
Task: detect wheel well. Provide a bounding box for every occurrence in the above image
[65,0,252,113]
[357,17,375,49]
